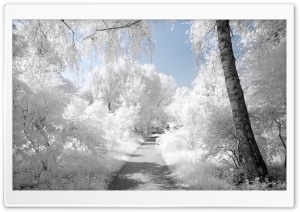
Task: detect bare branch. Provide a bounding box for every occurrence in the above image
[61,20,75,44]
[82,20,142,42]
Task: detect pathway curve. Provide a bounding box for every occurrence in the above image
[108,136,180,190]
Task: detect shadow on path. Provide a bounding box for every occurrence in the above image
[108,139,180,190]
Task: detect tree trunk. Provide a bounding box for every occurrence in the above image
[216,20,268,179]
[278,124,286,168]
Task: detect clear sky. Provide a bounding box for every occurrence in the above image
[64,20,198,88]
[136,20,198,88]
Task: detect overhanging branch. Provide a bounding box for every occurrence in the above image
[82,20,142,42]
[61,20,75,44]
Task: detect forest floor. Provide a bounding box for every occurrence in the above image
[108,135,182,190]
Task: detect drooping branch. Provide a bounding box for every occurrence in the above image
[61,20,75,44]
[82,20,142,42]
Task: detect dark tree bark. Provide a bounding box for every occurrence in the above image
[216,20,268,179]
[275,119,286,168]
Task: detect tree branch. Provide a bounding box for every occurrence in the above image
[82,20,142,42]
[61,20,75,44]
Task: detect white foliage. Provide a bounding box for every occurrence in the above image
[189,20,217,55]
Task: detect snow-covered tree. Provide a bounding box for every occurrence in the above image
[87,58,176,132]
[187,20,286,179]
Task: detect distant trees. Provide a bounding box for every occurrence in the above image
[87,58,176,131]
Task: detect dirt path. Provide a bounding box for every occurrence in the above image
[108,136,180,190]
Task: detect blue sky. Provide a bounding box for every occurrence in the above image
[136,21,197,88]
[64,20,198,88]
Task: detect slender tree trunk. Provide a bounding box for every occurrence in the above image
[108,102,111,111]
[277,123,287,168]
[216,20,268,179]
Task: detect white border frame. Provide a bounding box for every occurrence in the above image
[4,3,294,207]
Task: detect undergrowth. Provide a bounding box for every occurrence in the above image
[157,136,286,190]
[13,133,144,190]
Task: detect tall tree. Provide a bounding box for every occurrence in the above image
[216,20,268,179]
